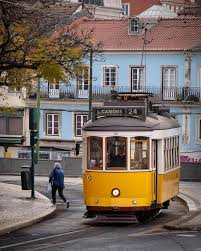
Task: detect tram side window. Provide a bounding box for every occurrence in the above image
[87,136,103,170]
[130,138,149,170]
[152,140,157,170]
[106,137,127,169]
[176,136,179,167]
[164,136,180,171]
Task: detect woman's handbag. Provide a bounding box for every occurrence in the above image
[47,182,52,194]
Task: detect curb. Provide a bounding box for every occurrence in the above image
[0,189,57,236]
[0,207,56,236]
[164,194,201,231]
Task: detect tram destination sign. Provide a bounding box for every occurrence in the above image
[93,107,145,119]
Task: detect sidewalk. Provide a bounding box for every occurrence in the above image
[0,182,56,236]
[0,181,201,236]
[164,181,201,231]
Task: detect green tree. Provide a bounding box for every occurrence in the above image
[0,0,95,88]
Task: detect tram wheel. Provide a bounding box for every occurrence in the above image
[135,209,160,223]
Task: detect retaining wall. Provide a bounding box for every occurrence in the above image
[0,157,82,176]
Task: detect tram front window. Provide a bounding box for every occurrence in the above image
[130,138,149,170]
[106,137,127,169]
[87,136,103,170]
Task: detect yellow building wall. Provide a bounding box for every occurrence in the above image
[4,152,12,158]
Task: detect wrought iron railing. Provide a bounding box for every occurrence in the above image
[37,85,201,103]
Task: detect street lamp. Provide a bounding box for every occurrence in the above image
[88,47,93,120]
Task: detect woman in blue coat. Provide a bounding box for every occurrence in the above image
[49,162,69,208]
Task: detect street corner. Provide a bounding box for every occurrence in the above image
[164,211,201,231]
[0,182,56,236]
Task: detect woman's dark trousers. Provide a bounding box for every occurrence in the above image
[52,183,66,205]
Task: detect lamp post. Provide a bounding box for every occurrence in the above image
[36,79,40,162]
[29,108,38,199]
[88,47,93,120]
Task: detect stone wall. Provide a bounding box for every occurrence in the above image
[0,157,82,177]
[180,163,201,181]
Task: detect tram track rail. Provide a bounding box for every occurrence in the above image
[0,226,96,250]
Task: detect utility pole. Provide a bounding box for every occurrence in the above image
[36,79,40,162]
[29,108,38,199]
[88,47,93,119]
[30,138,35,198]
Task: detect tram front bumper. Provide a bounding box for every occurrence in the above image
[86,204,163,213]
[85,197,151,209]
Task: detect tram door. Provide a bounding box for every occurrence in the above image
[130,137,155,202]
[152,140,158,203]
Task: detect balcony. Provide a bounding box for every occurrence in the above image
[31,85,201,104]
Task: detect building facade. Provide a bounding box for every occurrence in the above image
[1,17,201,168]
[27,17,201,163]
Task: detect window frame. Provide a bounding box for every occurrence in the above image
[152,140,157,171]
[74,114,88,137]
[130,66,145,91]
[129,18,140,34]
[164,136,180,172]
[121,3,129,16]
[46,113,59,136]
[77,66,90,91]
[0,115,23,135]
[161,65,177,89]
[196,116,201,143]
[102,65,118,87]
[105,136,127,170]
[161,65,178,101]
[130,138,149,170]
[87,136,103,170]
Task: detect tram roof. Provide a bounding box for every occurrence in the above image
[83,114,180,132]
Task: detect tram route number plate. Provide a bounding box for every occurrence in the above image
[94,107,145,118]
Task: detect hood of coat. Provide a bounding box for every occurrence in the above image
[54,162,62,169]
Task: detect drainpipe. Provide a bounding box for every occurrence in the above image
[183,52,191,100]
[184,52,191,88]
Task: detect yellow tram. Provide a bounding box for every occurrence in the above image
[82,93,180,222]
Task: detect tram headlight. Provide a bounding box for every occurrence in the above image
[111,188,120,197]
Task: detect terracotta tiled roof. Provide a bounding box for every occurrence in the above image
[77,17,201,51]
[122,0,161,16]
